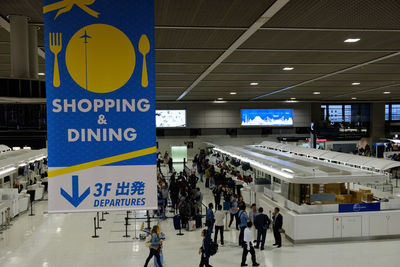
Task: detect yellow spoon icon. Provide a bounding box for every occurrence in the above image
[138,34,150,88]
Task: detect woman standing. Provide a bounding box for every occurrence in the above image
[144,225,163,267]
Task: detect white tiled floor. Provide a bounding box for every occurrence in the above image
[1,182,400,267]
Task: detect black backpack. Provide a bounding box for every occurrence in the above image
[209,241,218,256]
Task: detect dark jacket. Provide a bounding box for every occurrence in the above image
[254,213,271,231]
[273,213,283,230]
[202,236,211,257]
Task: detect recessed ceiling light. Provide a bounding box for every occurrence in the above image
[344,38,360,43]
[313,92,320,95]
[290,97,296,100]
[283,67,294,71]
[38,72,45,76]
[250,82,259,86]
[352,82,360,85]
[351,97,357,100]
[217,97,223,100]
[230,92,237,95]
[383,91,391,94]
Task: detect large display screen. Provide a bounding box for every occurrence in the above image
[156,110,186,127]
[241,109,293,126]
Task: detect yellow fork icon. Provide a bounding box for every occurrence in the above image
[49,33,62,87]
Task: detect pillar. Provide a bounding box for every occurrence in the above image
[370,103,385,144]
[28,25,39,79]
[9,15,30,78]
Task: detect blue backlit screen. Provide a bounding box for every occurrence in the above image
[241,109,293,126]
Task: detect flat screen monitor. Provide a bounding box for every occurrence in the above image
[241,109,293,126]
[156,110,186,128]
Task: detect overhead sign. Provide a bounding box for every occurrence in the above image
[43,0,157,212]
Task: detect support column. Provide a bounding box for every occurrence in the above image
[28,25,39,79]
[9,15,30,78]
[370,103,385,144]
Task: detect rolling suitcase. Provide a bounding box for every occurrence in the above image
[173,214,181,230]
[196,214,202,228]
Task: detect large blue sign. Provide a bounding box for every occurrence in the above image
[241,109,293,126]
[339,202,380,213]
[43,0,157,212]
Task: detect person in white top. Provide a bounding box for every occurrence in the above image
[191,162,197,175]
[241,221,259,267]
[214,204,225,246]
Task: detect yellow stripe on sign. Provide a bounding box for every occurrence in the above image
[48,146,157,178]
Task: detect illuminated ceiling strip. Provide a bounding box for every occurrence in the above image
[213,147,293,179]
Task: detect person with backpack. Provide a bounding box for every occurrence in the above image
[238,205,249,247]
[241,222,259,267]
[254,207,271,250]
[214,204,225,246]
[144,225,163,267]
[199,229,213,267]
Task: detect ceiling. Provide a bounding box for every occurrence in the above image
[0,0,400,102]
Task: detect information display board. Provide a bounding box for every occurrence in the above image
[43,0,157,212]
[241,109,293,126]
[156,110,186,127]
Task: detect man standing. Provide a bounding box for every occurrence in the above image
[238,205,249,247]
[273,207,283,248]
[254,207,271,250]
[228,195,239,230]
[206,203,215,237]
[248,203,257,224]
[214,204,225,246]
[241,222,259,267]
[213,184,223,208]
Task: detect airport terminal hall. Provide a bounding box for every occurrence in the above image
[2,0,400,267]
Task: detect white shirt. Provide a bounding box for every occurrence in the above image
[244,227,253,250]
[215,210,225,226]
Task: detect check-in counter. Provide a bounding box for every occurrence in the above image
[27,183,45,200]
[18,190,30,213]
[212,142,400,243]
[0,189,19,217]
[0,202,7,226]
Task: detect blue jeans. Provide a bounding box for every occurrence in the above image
[208,223,214,237]
[144,248,162,267]
[199,172,204,182]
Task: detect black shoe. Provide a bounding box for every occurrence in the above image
[260,247,264,251]
[253,263,260,266]
[277,245,281,248]
[272,243,278,246]
[241,264,248,267]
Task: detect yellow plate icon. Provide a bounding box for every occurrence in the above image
[65,24,135,93]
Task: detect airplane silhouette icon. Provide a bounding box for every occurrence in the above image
[80,30,92,43]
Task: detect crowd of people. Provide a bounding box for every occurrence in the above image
[145,149,284,267]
